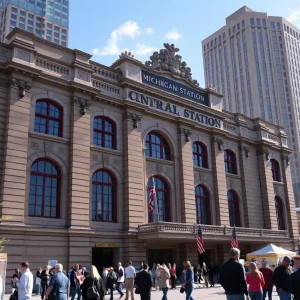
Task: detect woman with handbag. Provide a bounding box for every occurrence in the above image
[82,265,105,300]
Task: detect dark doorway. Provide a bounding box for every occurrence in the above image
[148,249,173,266]
[92,247,114,272]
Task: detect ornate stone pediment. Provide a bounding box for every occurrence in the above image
[145,43,199,87]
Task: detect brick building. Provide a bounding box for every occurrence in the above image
[0,29,298,284]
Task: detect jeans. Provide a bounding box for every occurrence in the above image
[226,295,245,300]
[162,287,168,300]
[116,282,124,296]
[249,291,263,300]
[70,285,81,300]
[36,283,41,294]
[263,288,273,300]
[185,284,194,300]
[277,290,291,300]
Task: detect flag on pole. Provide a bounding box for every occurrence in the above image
[148,181,156,213]
[196,226,205,254]
[231,227,239,249]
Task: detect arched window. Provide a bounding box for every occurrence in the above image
[224,150,237,174]
[148,176,170,222]
[92,169,116,222]
[29,159,60,218]
[275,196,285,230]
[145,132,171,160]
[195,185,211,224]
[34,99,63,137]
[271,159,281,182]
[93,116,116,149]
[227,190,241,227]
[193,142,208,168]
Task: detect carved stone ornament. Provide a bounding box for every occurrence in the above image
[11,78,32,98]
[119,51,134,58]
[284,155,290,166]
[256,148,269,160]
[145,43,199,87]
[240,146,250,158]
[181,128,191,142]
[73,97,91,115]
[124,112,141,129]
[212,137,224,151]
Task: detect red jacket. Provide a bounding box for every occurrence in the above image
[260,267,273,289]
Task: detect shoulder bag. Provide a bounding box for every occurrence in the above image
[87,279,100,299]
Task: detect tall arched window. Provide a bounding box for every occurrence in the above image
[224,150,237,174]
[227,190,241,227]
[34,99,63,137]
[92,169,116,222]
[148,176,170,222]
[93,116,116,149]
[275,196,285,230]
[195,185,211,224]
[193,142,208,168]
[145,132,171,160]
[271,159,281,182]
[29,159,60,218]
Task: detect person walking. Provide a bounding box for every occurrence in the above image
[170,264,176,289]
[106,267,117,300]
[246,262,265,300]
[36,267,42,295]
[290,256,300,300]
[70,264,82,300]
[124,261,136,300]
[135,264,152,300]
[151,264,157,290]
[13,261,33,300]
[272,256,292,300]
[184,261,195,300]
[157,264,170,300]
[45,263,70,300]
[82,265,104,300]
[101,268,108,295]
[260,261,273,300]
[208,262,215,287]
[219,248,249,300]
[11,269,21,295]
[155,264,161,291]
[116,262,125,298]
[202,263,209,288]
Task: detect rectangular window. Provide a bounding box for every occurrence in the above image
[46,36,52,41]
[54,32,59,38]
[11,7,18,13]
[277,23,280,30]
[10,20,16,27]
[28,13,34,19]
[54,25,59,31]
[256,18,261,26]
[27,26,33,33]
[61,41,67,47]
[271,22,275,30]
[237,23,240,30]
[47,29,52,35]
[229,28,231,36]
[262,19,266,26]
[233,25,236,34]
[20,10,26,16]
[54,38,59,44]
[19,23,25,30]
[62,28,67,34]
[11,13,17,20]
[250,18,255,26]
[36,29,41,35]
[47,23,52,29]
[19,16,25,23]
[242,20,245,28]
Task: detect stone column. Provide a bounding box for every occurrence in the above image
[69,96,91,228]
[211,137,230,226]
[123,111,144,230]
[281,155,298,238]
[178,127,196,224]
[0,78,32,223]
[256,148,277,230]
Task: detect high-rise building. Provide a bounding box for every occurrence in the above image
[0,0,69,46]
[202,6,300,206]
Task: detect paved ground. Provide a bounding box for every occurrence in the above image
[4,285,280,299]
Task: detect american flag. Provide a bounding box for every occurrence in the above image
[196,226,205,254]
[148,182,156,212]
[231,227,239,249]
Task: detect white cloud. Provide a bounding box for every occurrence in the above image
[145,28,154,35]
[287,7,300,23]
[134,43,157,56]
[165,28,182,41]
[96,21,141,56]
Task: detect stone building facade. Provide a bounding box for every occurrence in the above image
[0,29,298,284]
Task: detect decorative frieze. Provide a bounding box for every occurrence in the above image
[180,128,191,142]
[73,97,91,115]
[256,148,270,160]
[11,78,32,98]
[124,112,141,129]
[212,137,224,151]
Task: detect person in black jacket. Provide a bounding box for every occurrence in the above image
[106,267,117,300]
[135,264,152,300]
[219,248,249,300]
[40,265,51,300]
[272,256,292,299]
[82,265,104,300]
[290,255,300,300]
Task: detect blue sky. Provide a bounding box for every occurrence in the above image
[69,0,300,87]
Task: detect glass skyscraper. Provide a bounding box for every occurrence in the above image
[0,0,69,46]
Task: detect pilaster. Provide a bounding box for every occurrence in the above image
[178,127,196,224]
[211,137,230,226]
[0,77,32,223]
[69,96,91,228]
[123,110,144,230]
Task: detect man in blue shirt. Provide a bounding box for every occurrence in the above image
[45,264,70,300]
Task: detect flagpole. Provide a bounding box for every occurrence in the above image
[152,177,160,222]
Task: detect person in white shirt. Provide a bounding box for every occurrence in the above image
[116,262,125,298]
[13,262,33,300]
[124,261,136,300]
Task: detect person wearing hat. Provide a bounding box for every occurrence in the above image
[260,261,273,300]
[272,256,292,300]
[290,256,300,299]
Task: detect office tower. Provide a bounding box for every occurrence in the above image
[0,0,69,46]
[202,6,300,206]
